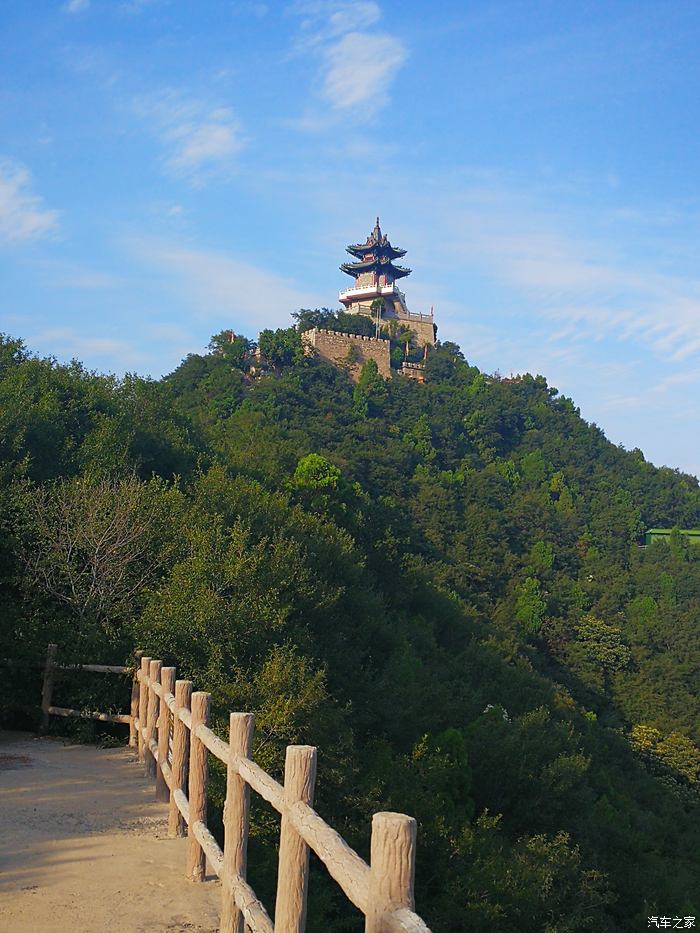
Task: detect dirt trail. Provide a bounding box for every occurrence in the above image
[0,732,221,932]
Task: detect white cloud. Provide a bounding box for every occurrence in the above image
[327,1,379,35]
[128,239,325,331]
[134,92,246,182]
[0,160,58,243]
[293,1,381,43]
[290,1,407,123]
[62,0,90,12]
[322,32,406,112]
[402,184,700,368]
[653,370,700,394]
[167,119,241,173]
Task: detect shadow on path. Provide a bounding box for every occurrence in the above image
[0,731,220,933]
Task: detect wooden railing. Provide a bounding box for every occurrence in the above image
[40,646,432,933]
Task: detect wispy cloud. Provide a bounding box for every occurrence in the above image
[119,0,164,14]
[322,32,406,112]
[291,1,407,124]
[134,91,246,183]
[127,238,325,331]
[652,370,700,394]
[62,0,90,13]
[0,160,59,243]
[234,1,269,17]
[414,184,700,367]
[293,1,382,43]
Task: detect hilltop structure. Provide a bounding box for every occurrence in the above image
[339,218,436,348]
[301,327,392,381]
[301,219,435,383]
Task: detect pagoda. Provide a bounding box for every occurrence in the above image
[339,218,435,346]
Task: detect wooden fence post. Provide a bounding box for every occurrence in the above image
[129,649,143,748]
[186,691,211,883]
[168,679,192,838]
[144,659,162,779]
[365,812,417,933]
[274,744,317,933]
[137,655,152,762]
[40,643,58,734]
[156,666,176,801]
[221,712,254,933]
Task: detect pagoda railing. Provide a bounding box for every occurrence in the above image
[395,309,434,323]
[339,284,403,300]
[338,286,434,323]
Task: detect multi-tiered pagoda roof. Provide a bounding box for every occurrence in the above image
[340,218,412,280]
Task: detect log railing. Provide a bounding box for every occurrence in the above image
[40,642,138,741]
[40,646,432,933]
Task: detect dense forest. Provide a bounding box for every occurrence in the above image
[1,313,699,932]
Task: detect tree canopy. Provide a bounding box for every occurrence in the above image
[1,322,699,931]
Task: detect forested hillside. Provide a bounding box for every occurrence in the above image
[2,317,699,932]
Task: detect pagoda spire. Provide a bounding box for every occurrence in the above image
[340,218,410,279]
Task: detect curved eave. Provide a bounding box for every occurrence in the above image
[340,258,412,275]
[346,243,407,260]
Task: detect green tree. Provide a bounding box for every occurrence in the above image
[352,359,387,417]
[515,577,547,634]
[208,330,252,369]
[258,327,304,372]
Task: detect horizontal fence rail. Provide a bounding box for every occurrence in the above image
[40,645,432,933]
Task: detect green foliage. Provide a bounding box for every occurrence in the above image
[515,577,547,634]
[403,414,436,463]
[293,308,375,337]
[521,449,547,485]
[3,315,700,929]
[632,724,700,785]
[208,330,252,369]
[574,615,631,673]
[352,359,387,417]
[528,540,555,574]
[258,327,304,371]
[292,453,341,491]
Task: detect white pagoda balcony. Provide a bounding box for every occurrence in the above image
[339,283,406,302]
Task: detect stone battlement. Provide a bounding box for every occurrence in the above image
[399,360,427,382]
[301,328,391,381]
[313,328,388,345]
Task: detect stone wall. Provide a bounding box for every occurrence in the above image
[399,361,426,383]
[395,316,436,347]
[301,328,392,382]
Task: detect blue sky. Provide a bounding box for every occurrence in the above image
[2,1,700,478]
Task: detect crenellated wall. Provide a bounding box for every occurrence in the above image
[402,318,436,347]
[301,328,392,382]
[399,361,427,383]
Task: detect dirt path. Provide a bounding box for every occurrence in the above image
[0,731,221,932]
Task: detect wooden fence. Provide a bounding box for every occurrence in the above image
[40,645,432,933]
